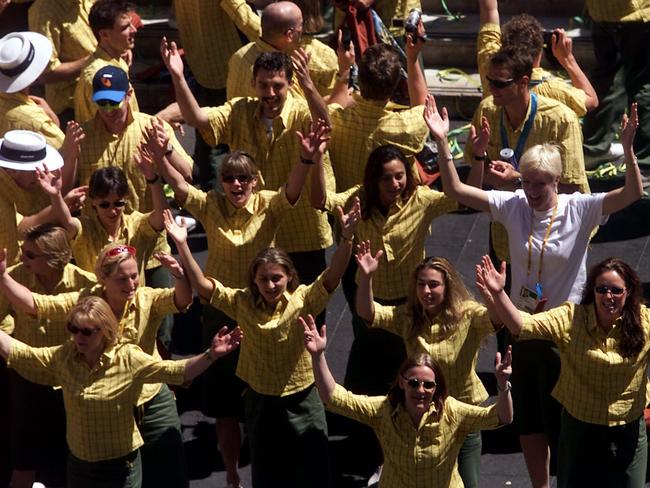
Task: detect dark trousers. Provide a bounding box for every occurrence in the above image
[67,451,141,488]
[194,86,229,192]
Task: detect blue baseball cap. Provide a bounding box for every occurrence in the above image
[92,65,129,103]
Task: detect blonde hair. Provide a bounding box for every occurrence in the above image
[67,296,119,346]
[518,143,562,179]
[247,247,299,305]
[95,243,137,282]
[24,224,72,270]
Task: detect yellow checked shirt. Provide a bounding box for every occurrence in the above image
[202,94,335,253]
[226,36,338,100]
[175,0,249,90]
[519,302,650,426]
[476,23,587,116]
[329,95,428,191]
[71,209,158,282]
[29,0,97,115]
[327,385,501,488]
[464,94,589,261]
[8,340,187,462]
[0,169,50,265]
[183,185,293,288]
[0,93,65,149]
[208,272,332,396]
[586,0,650,22]
[74,47,140,124]
[325,185,457,300]
[220,0,261,42]
[0,263,96,346]
[372,301,494,405]
[32,285,181,404]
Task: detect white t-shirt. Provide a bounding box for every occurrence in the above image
[488,190,608,309]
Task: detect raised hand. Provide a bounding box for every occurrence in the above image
[300,314,327,355]
[336,29,356,74]
[63,185,88,213]
[162,208,188,244]
[423,94,449,141]
[620,103,638,154]
[62,120,85,163]
[290,48,313,89]
[154,252,185,279]
[160,36,184,80]
[355,240,383,276]
[476,254,506,298]
[296,118,331,162]
[142,118,170,160]
[134,143,157,180]
[485,160,518,187]
[35,163,62,196]
[551,29,573,67]
[495,344,512,384]
[210,326,243,359]
[338,196,361,240]
[470,116,490,157]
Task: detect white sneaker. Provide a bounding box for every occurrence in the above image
[174,215,197,232]
[585,142,625,169]
[32,483,46,488]
[367,465,382,487]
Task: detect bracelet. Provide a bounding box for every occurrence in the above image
[203,348,216,362]
[473,153,488,162]
[497,380,512,393]
[145,174,160,184]
[340,234,353,244]
[300,156,315,165]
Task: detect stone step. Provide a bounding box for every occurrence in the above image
[425,68,482,120]
[421,0,587,17]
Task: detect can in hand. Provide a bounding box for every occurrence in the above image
[499,148,517,168]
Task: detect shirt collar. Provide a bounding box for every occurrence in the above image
[585,303,623,336]
[254,37,279,53]
[225,192,257,217]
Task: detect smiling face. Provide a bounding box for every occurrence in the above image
[487,63,527,107]
[101,257,139,303]
[594,270,628,327]
[521,168,559,211]
[399,365,437,418]
[70,322,105,357]
[415,268,446,316]
[377,158,407,208]
[92,191,127,229]
[253,262,290,306]
[222,173,257,208]
[253,68,291,119]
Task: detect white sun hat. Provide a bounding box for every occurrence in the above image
[0,31,53,93]
[0,130,63,171]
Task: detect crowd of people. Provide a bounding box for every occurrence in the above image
[0,0,649,487]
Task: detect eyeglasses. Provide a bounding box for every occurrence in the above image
[222,174,253,184]
[594,285,626,296]
[486,76,515,89]
[402,377,437,390]
[106,245,136,257]
[96,99,124,112]
[97,200,127,209]
[67,322,100,337]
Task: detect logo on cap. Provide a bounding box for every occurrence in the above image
[101,75,113,88]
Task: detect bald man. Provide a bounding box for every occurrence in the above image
[226,0,337,100]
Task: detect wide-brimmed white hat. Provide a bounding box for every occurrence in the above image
[0,130,63,171]
[0,32,52,93]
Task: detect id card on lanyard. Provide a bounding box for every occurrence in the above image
[500,92,538,170]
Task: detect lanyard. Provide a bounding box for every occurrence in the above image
[500,92,538,169]
[526,200,558,298]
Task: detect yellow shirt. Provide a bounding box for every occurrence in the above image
[29,0,97,114]
[208,273,332,396]
[183,185,292,288]
[464,94,589,261]
[0,92,65,149]
[202,94,335,253]
[328,95,428,191]
[8,340,187,462]
[226,36,338,100]
[71,209,158,281]
[0,263,96,346]
[586,0,650,22]
[326,185,457,300]
[372,301,494,405]
[32,286,181,404]
[174,0,249,90]
[74,47,140,124]
[519,302,650,426]
[327,385,501,488]
[476,23,587,116]
[220,0,261,42]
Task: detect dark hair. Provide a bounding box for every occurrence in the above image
[361,145,415,219]
[358,44,401,101]
[387,353,448,419]
[292,0,323,33]
[24,223,72,270]
[582,258,644,358]
[220,150,259,184]
[501,14,544,59]
[253,51,294,84]
[407,256,474,342]
[490,46,533,81]
[247,247,299,305]
[88,167,129,200]
[89,0,134,39]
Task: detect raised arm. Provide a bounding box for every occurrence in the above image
[478,0,499,25]
[134,134,168,232]
[551,29,598,111]
[355,240,383,322]
[602,103,644,215]
[0,329,13,360]
[160,37,210,130]
[328,31,355,108]
[220,0,261,41]
[309,136,329,209]
[322,197,361,292]
[475,255,523,335]
[301,314,336,402]
[0,249,37,315]
[495,345,513,424]
[424,95,491,212]
[60,121,85,194]
[34,165,80,238]
[182,326,243,382]
[291,48,331,127]
[290,119,331,204]
[405,23,428,107]
[163,210,215,301]
[153,252,193,312]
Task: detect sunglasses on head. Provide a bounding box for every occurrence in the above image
[486,76,516,89]
[222,174,253,184]
[67,322,100,337]
[594,285,626,296]
[98,200,127,209]
[402,376,437,390]
[106,245,136,257]
[95,99,124,112]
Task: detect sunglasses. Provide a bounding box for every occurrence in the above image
[96,99,124,112]
[97,200,127,209]
[222,174,253,184]
[403,377,437,390]
[67,322,100,337]
[486,76,515,89]
[594,285,626,296]
[106,244,136,257]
